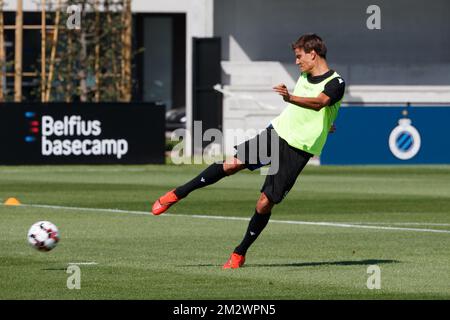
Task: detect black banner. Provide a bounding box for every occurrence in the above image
[0,103,165,164]
[0,300,440,318]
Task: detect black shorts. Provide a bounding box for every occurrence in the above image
[234,126,313,204]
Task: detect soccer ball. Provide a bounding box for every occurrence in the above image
[27,221,60,252]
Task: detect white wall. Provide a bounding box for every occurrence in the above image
[213,0,450,153]
[214,0,450,85]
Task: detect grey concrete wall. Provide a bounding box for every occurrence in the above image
[214,0,450,85]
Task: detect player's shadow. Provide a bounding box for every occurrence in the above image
[245,259,399,268]
[181,259,399,268]
[42,267,69,271]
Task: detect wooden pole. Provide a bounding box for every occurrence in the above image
[106,0,120,95]
[94,0,100,102]
[14,0,23,102]
[79,25,87,102]
[120,1,125,101]
[122,0,132,102]
[45,0,61,102]
[0,0,5,102]
[65,27,73,102]
[41,0,46,102]
[4,25,55,30]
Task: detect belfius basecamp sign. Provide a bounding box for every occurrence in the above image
[0,103,165,164]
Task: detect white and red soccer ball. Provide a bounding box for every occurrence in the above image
[27,221,60,252]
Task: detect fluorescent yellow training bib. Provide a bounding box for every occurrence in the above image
[271,71,342,156]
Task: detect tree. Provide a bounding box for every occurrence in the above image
[33,0,134,102]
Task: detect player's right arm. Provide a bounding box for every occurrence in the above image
[273,77,345,111]
[273,84,330,111]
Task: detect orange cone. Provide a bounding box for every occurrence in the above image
[4,198,21,206]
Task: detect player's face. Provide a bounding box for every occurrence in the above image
[294,48,315,73]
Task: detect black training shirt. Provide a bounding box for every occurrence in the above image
[307,69,345,106]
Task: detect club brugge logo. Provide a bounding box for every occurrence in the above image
[388,116,421,160]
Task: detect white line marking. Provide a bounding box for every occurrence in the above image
[68,262,98,265]
[348,222,450,227]
[18,203,149,215]
[0,168,147,173]
[188,214,450,234]
[4,203,450,235]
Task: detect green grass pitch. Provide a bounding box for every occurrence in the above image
[1,164,449,299]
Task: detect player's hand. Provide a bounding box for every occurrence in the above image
[329,123,336,133]
[273,84,291,102]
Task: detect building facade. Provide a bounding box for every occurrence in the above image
[2,0,450,155]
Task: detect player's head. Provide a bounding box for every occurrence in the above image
[291,34,327,73]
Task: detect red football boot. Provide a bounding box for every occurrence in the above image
[222,253,245,269]
[151,189,180,215]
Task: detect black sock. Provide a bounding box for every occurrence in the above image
[174,162,227,199]
[234,210,271,256]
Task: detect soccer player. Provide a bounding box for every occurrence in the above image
[152,34,345,269]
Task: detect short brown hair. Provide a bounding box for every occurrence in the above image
[292,34,327,59]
